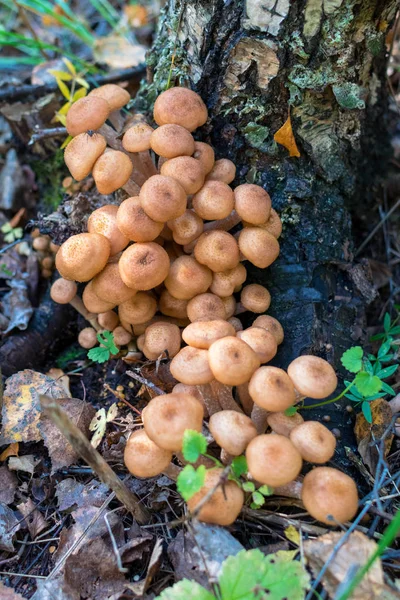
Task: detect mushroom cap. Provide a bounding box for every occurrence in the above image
[227,316,243,332]
[289,421,336,463]
[249,366,296,412]
[82,280,116,313]
[159,289,188,319]
[150,124,195,158]
[246,434,303,487]
[153,87,208,132]
[192,181,235,220]
[92,150,133,194]
[50,278,78,304]
[221,295,236,319]
[238,228,280,268]
[55,233,110,282]
[122,122,154,152]
[301,467,358,524]
[267,411,304,437]
[244,208,282,239]
[240,284,271,314]
[252,315,284,345]
[78,327,98,349]
[64,133,106,181]
[192,141,215,174]
[172,383,209,417]
[287,356,337,399]
[170,346,213,385]
[208,336,260,386]
[117,196,164,242]
[234,183,271,225]
[124,429,172,478]
[140,175,187,222]
[237,327,277,364]
[119,242,170,290]
[161,156,205,195]
[113,325,133,346]
[91,263,137,305]
[182,319,236,349]
[168,210,203,246]
[210,264,247,297]
[187,468,244,525]
[187,293,226,322]
[118,292,157,325]
[89,84,130,110]
[209,410,257,455]
[164,255,212,300]
[142,321,181,360]
[97,310,119,331]
[87,205,129,255]
[206,158,236,184]
[142,392,204,451]
[66,96,110,136]
[194,231,240,272]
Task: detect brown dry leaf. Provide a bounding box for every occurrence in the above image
[128,538,163,596]
[0,370,66,444]
[0,465,17,504]
[0,442,19,461]
[354,398,394,472]
[274,114,301,157]
[8,454,38,474]
[31,578,79,600]
[17,498,47,538]
[0,503,20,552]
[93,34,146,69]
[46,368,72,397]
[0,582,25,600]
[40,398,96,473]
[56,479,108,512]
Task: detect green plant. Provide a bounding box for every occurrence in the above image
[156,548,310,600]
[1,222,23,243]
[87,331,118,363]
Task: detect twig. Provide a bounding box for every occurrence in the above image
[126,370,165,396]
[355,197,400,257]
[104,382,142,416]
[29,127,67,146]
[104,509,128,573]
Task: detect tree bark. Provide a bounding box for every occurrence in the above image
[137,0,397,451]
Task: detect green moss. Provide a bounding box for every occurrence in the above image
[332,83,365,109]
[32,149,66,211]
[241,122,270,150]
[280,203,301,228]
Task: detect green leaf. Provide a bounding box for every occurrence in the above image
[370,333,386,341]
[177,465,206,501]
[88,346,110,363]
[259,485,273,496]
[384,312,391,332]
[381,381,396,396]
[378,340,392,359]
[252,491,265,507]
[362,401,372,424]
[344,393,361,403]
[354,372,382,397]
[1,223,12,233]
[284,406,297,416]
[182,430,207,463]
[389,325,400,335]
[242,481,255,493]
[219,549,310,600]
[344,380,362,398]
[376,365,398,379]
[156,579,215,600]
[341,346,363,373]
[364,359,374,375]
[231,455,248,479]
[97,330,118,355]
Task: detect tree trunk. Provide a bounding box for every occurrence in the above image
[137,0,397,451]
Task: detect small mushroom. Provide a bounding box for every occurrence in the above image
[159,290,188,319]
[161,156,205,194]
[150,124,195,158]
[140,175,187,222]
[192,181,235,220]
[187,469,244,525]
[91,263,137,305]
[206,159,236,184]
[194,231,240,272]
[124,429,172,478]
[164,255,212,300]
[266,411,304,437]
[118,292,157,325]
[170,346,214,385]
[64,133,107,181]
[182,319,236,349]
[238,228,280,268]
[287,355,337,399]
[192,141,215,173]
[172,383,209,418]
[83,280,116,313]
[301,467,358,525]
[153,87,208,132]
[240,284,271,314]
[113,325,133,346]
[50,278,100,330]
[122,122,154,152]
[168,210,204,245]
[117,196,164,242]
[186,293,226,322]
[87,205,129,255]
[141,321,181,359]
[246,434,303,487]
[252,315,284,345]
[66,96,110,136]
[248,366,296,412]
[244,208,282,239]
[208,336,260,386]
[209,410,257,456]
[55,233,110,282]
[237,327,277,364]
[234,183,271,225]
[78,327,98,349]
[92,149,133,194]
[228,316,244,332]
[289,421,336,463]
[89,84,130,130]
[97,310,119,331]
[210,264,247,297]
[119,242,170,290]
[221,295,236,319]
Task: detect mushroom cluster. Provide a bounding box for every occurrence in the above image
[50,84,359,528]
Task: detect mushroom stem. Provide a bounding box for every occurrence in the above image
[195,384,221,416]
[272,478,303,500]
[139,151,157,178]
[176,452,216,469]
[220,449,234,465]
[210,381,244,413]
[162,462,181,481]
[69,295,101,331]
[236,383,254,416]
[108,110,125,132]
[122,180,141,196]
[234,303,247,316]
[183,211,242,253]
[97,123,122,149]
[250,404,270,434]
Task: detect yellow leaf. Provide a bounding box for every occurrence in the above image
[89,408,107,448]
[72,87,87,102]
[75,77,90,89]
[284,525,301,546]
[56,113,67,126]
[0,442,19,461]
[60,135,72,149]
[274,115,300,157]
[62,57,76,75]
[56,78,71,100]
[276,549,299,561]
[58,102,71,115]
[47,69,72,81]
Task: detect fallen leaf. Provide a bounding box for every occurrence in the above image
[0,465,17,504]
[17,498,47,538]
[56,479,108,512]
[1,279,33,334]
[8,454,38,474]
[0,582,25,599]
[31,577,80,600]
[128,538,163,596]
[354,398,393,472]
[0,503,20,552]
[0,442,19,461]
[274,114,300,157]
[46,368,72,397]
[284,524,300,546]
[90,403,118,448]
[1,370,66,444]
[93,35,146,69]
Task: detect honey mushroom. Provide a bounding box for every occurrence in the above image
[119,242,170,290]
[192,181,234,220]
[89,83,130,131]
[187,468,244,526]
[78,327,98,349]
[192,141,215,173]
[124,429,173,478]
[194,231,240,272]
[55,233,110,282]
[141,322,181,360]
[246,434,303,487]
[186,293,227,322]
[87,205,129,255]
[236,327,277,364]
[117,196,164,242]
[287,355,338,400]
[301,467,358,525]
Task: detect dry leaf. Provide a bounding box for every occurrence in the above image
[17,498,47,538]
[354,398,393,472]
[46,368,72,397]
[93,34,146,69]
[274,115,300,157]
[8,454,38,474]
[0,442,19,461]
[0,465,17,504]
[0,503,20,552]
[0,582,25,600]
[89,403,118,448]
[56,479,108,512]
[127,538,163,596]
[284,524,300,546]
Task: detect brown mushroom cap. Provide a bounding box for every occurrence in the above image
[97,310,119,331]
[287,356,338,399]
[92,149,133,194]
[83,280,116,313]
[246,434,303,487]
[164,255,212,300]
[119,242,170,291]
[194,231,240,272]
[55,233,110,282]
[143,392,204,451]
[118,292,157,325]
[192,141,215,174]
[117,196,163,242]
[78,327,98,349]
[142,322,181,360]
[187,468,244,525]
[192,181,235,220]
[210,264,247,297]
[153,87,208,132]
[64,133,106,181]
[252,315,284,345]
[168,210,203,245]
[208,336,260,386]
[244,208,282,239]
[50,278,78,304]
[267,411,304,437]
[240,284,271,314]
[89,84,130,110]
[161,156,205,195]
[159,289,188,319]
[237,327,277,364]
[206,158,236,184]
[87,205,129,255]
[182,319,236,349]
[170,346,213,385]
[140,175,187,222]
[150,124,195,158]
[209,410,257,455]
[113,325,133,346]
[249,366,296,412]
[66,96,110,136]
[122,122,154,152]
[228,316,243,332]
[221,295,236,319]
[187,293,226,322]
[172,383,209,417]
[289,421,336,463]
[124,429,172,478]
[238,228,280,268]
[301,467,358,524]
[91,263,136,305]
[234,183,271,225]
